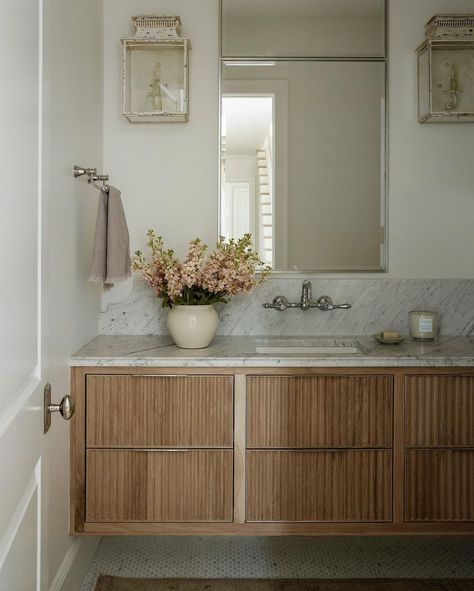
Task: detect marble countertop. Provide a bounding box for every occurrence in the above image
[70,335,474,367]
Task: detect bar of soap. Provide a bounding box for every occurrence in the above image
[381,330,400,339]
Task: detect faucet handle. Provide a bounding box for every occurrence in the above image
[316,296,352,311]
[262,296,289,311]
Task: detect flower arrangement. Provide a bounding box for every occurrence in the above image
[132,230,270,308]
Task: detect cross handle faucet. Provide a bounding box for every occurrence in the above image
[262,280,352,312]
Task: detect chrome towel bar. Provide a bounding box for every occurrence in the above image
[73,165,109,192]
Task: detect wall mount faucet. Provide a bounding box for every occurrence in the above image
[262,280,352,312]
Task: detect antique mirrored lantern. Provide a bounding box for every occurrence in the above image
[417,15,474,123]
[122,16,190,123]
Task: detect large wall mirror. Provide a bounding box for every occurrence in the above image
[220,0,387,272]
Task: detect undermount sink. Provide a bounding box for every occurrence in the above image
[255,338,361,355]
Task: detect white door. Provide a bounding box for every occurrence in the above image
[0,0,48,588]
[222,181,255,240]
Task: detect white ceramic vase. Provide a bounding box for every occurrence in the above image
[167,305,219,349]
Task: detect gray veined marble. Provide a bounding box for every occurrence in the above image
[100,278,474,337]
[71,334,474,368]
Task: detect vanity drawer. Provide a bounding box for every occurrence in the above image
[246,450,392,522]
[86,375,233,448]
[247,375,393,449]
[86,449,233,522]
[405,376,474,447]
[405,450,474,521]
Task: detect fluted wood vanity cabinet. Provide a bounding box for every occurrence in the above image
[405,375,474,523]
[70,367,474,535]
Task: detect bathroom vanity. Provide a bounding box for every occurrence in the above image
[69,336,474,536]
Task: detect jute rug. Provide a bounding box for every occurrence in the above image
[93,577,474,591]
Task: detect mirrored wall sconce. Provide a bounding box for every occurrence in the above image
[122,16,190,123]
[417,14,474,123]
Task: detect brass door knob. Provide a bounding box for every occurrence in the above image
[48,395,75,420]
[44,384,75,433]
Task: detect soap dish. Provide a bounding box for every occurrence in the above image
[372,333,405,345]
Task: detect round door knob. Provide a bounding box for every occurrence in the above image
[48,395,75,421]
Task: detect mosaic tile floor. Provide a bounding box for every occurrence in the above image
[80,537,474,591]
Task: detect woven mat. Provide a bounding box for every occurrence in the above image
[93,576,474,591]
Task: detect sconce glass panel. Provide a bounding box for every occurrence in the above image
[417,14,474,123]
[122,39,189,122]
[418,42,474,122]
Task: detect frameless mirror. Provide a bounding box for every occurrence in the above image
[220,0,387,272]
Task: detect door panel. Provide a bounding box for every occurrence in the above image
[0,491,38,591]
[246,450,392,522]
[247,375,393,448]
[0,0,40,407]
[0,0,43,587]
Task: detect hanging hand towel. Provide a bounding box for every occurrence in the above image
[88,186,131,290]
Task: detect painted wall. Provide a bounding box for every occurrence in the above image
[42,0,103,586]
[388,0,474,278]
[102,0,474,286]
[102,0,219,260]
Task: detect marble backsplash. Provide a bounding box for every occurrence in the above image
[100,278,474,337]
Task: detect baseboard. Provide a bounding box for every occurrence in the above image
[49,537,100,591]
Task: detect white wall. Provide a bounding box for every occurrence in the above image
[43,0,102,586]
[225,156,257,179]
[388,0,474,278]
[103,0,474,279]
[103,0,219,259]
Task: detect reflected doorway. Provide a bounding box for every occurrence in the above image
[221,95,274,266]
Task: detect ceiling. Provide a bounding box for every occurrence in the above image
[222,96,273,155]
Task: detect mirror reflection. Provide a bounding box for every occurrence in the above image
[221,96,274,265]
[220,0,387,272]
[221,61,386,271]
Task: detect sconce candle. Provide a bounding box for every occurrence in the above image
[409,311,439,341]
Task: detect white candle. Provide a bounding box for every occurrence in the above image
[409,311,438,341]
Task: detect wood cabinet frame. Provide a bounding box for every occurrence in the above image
[70,365,474,536]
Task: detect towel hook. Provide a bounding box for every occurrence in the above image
[89,174,109,192]
[73,165,109,192]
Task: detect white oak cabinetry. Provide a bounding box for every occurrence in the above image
[70,367,474,535]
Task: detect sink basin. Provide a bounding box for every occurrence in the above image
[255,338,361,355]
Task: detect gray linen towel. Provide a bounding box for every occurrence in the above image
[88,185,131,289]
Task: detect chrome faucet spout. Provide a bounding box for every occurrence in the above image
[301,280,312,311]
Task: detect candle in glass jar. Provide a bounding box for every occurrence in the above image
[409,311,438,341]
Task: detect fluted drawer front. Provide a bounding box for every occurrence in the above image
[406,376,474,448]
[246,450,392,522]
[86,375,233,448]
[247,376,393,449]
[86,450,233,522]
[406,450,474,522]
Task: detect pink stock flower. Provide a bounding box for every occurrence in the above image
[132,231,270,308]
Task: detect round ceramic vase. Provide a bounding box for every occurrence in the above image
[167,305,219,349]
